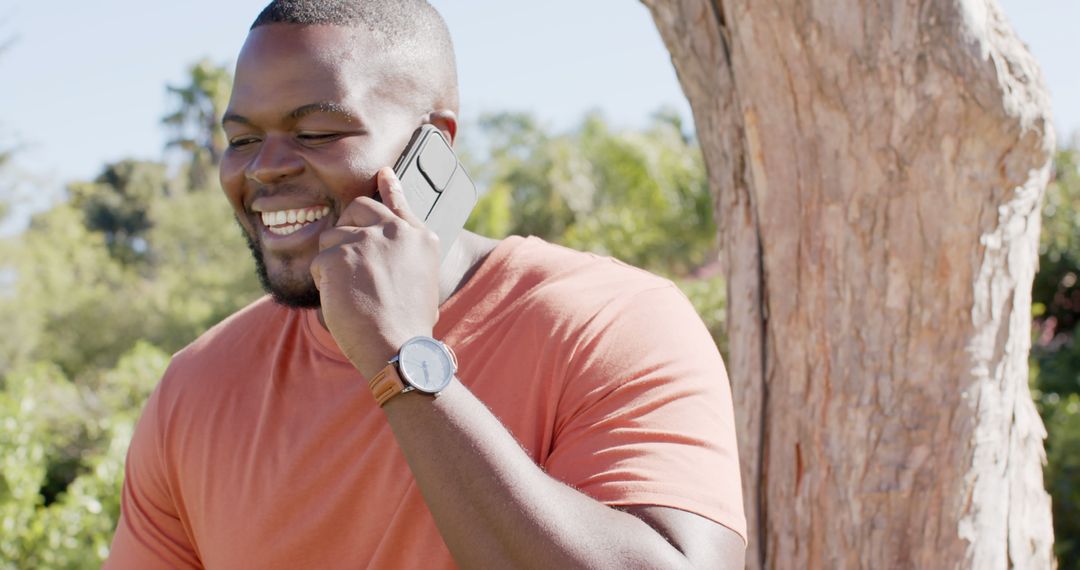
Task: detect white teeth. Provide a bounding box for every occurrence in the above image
[267,223,303,236]
[259,206,330,232]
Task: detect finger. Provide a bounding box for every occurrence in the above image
[318,226,369,252]
[336,195,395,229]
[310,252,323,291]
[377,167,425,228]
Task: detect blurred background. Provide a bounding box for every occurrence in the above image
[0,1,1077,567]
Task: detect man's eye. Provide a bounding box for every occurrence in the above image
[228,137,259,149]
[297,133,342,143]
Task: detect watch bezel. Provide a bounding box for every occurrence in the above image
[394,336,457,395]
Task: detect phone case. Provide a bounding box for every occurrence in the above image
[392,125,478,262]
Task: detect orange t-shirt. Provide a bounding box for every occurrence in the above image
[106,236,745,569]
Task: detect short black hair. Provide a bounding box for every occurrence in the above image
[251,0,459,112]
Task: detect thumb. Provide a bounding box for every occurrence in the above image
[377,167,424,227]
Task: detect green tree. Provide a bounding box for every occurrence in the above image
[466,109,715,277]
[162,59,232,190]
[2,203,145,377]
[5,163,262,379]
[67,160,170,266]
[1031,145,1080,568]
[140,186,263,352]
[465,112,570,241]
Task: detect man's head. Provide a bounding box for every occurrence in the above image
[221,0,458,308]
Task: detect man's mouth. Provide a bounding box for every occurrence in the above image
[259,205,332,236]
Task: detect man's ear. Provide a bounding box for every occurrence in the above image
[424,110,458,146]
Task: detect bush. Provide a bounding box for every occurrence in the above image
[0,343,167,568]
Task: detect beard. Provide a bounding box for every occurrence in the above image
[238,217,322,309]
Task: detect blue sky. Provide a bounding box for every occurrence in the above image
[1,0,1076,229]
[0,1,688,188]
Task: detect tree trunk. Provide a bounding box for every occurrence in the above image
[642,1,1056,567]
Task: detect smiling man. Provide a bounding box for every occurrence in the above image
[105,1,746,568]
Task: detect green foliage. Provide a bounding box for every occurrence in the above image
[1,161,259,379]
[1034,148,1080,348]
[162,58,232,190]
[68,160,169,265]
[3,204,145,377]
[0,344,167,569]
[1044,393,1080,567]
[1031,145,1080,568]
[465,108,716,278]
[141,186,261,352]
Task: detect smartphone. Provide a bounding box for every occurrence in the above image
[389,124,478,262]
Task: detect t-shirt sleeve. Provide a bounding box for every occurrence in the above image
[105,384,201,569]
[543,282,747,543]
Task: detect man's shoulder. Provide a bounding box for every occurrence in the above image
[178,294,286,355]
[501,236,678,310]
[159,295,291,391]
[452,236,685,338]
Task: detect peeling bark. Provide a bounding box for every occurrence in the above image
[642,0,1055,567]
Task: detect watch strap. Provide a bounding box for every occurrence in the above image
[368,361,411,407]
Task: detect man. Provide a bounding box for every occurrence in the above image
[106,1,746,568]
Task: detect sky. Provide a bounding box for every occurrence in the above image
[0,0,1076,231]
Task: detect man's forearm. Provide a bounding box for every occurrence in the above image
[380,379,694,570]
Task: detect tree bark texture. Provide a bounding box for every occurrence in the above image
[642,1,1055,568]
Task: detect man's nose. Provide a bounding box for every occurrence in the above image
[246,136,303,184]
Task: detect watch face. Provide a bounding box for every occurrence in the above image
[399,337,455,393]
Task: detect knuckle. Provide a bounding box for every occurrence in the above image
[382,222,399,239]
[363,226,383,241]
[424,229,440,246]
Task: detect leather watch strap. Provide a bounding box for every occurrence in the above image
[368,363,409,407]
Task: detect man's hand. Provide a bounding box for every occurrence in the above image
[310,167,441,379]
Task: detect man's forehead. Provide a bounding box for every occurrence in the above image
[226,23,428,124]
[238,24,390,76]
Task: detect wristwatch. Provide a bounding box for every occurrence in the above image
[368,336,458,407]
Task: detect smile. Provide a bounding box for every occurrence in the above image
[260,206,332,236]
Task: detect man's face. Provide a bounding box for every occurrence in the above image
[221,24,420,307]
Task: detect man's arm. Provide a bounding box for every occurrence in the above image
[622,505,746,570]
[105,385,201,569]
[383,381,744,569]
[312,167,745,568]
